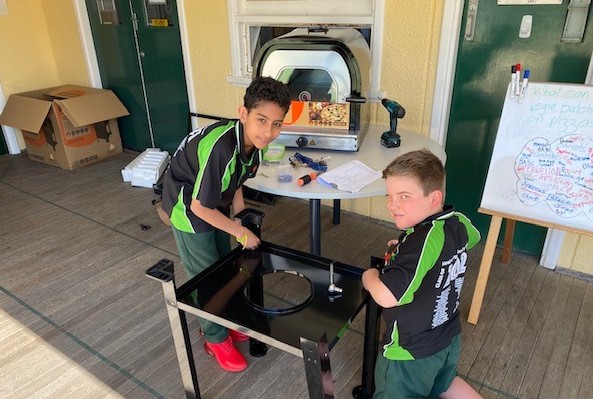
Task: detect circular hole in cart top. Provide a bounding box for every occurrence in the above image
[243,270,314,316]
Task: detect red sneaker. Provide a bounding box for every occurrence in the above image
[204,337,247,372]
[229,329,249,342]
[199,328,249,342]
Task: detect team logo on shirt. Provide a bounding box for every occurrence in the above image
[432,246,468,328]
[173,126,208,156]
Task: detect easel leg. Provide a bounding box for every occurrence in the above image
[468,215,503,325]
[501,220,516,264]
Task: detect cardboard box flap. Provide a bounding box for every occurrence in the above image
[0,94,52,133]
[56,91,129,127]
[45,85,98,99]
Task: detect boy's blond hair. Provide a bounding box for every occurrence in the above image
[382,149,446,197]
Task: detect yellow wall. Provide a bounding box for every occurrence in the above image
[0,0,590,272]
[182,1,444,222]
[558,233,593,275]
[0,0,60,95]
[0,0,88,148]
[42,0,90,86]
[183,1,238,119]
[369,0,444,221]
[183,0,443,136]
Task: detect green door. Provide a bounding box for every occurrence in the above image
[445,1,593,254]
[85,0,189,153]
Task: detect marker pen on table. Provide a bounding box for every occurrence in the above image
[515,64,522,97]
[510,65,517,98]
[518,69,530,103]
[298,172,318,186]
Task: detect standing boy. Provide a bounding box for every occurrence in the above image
[161,76,291,372]
[362,149,483,398]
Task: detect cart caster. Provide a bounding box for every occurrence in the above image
[249,338,267,357]
[352,385,370,399]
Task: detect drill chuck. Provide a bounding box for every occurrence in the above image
[381,98,406,118]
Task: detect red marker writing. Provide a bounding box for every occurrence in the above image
[298,172,318,186]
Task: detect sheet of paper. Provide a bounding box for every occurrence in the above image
[318,160,381,193]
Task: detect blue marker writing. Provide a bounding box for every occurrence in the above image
[518,69,530,103]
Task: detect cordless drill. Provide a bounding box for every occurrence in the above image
[380,98,406,148]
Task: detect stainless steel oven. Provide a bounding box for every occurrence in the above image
[253,28,371,151]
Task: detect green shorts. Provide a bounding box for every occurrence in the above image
[373,335,461,399]
[171,226,231,343]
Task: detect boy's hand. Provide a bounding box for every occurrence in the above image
[237,227,261,250]
[384,239,399,266]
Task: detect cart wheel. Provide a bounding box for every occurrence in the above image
[249,338,267,357]
[352,385,369,399]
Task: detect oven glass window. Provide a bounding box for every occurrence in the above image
[277,68,337,102]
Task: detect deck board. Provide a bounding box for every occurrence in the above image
[1,152,592,398]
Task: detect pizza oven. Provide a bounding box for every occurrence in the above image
[253,28,371,151]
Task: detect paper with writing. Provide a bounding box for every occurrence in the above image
[318,160,382,193]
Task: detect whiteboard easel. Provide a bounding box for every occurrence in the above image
[468,209,592,324]
[469,82,593,324]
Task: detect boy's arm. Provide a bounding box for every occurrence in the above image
[456,212,481,249]
[190,198,260,249]
[362,268,398,308]
[232,187,246,216]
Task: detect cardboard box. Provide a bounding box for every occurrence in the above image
[0,85,129,170]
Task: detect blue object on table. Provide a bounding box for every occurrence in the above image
[293,152,328,172]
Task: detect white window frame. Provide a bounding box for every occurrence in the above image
[226,0,385,99]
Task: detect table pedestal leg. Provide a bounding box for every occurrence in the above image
[310,199,321,256]
[333,199,341,225]
[301,333,334,399]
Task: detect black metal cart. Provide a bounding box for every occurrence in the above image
[146,210,381,399]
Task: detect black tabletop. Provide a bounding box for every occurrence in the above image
[176,242,368,352]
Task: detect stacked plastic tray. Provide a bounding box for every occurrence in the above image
[121,148,170,188]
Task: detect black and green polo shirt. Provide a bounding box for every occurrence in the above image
[379,206,481,360]
[161,119,261,233]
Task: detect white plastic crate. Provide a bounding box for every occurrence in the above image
[121,149,170,188]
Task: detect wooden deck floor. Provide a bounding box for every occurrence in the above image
[1,152,592,399]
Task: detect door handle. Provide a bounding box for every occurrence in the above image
[465,0,479,41]
[140,51,145,57]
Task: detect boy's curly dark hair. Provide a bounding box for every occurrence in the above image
[244,76,291,114]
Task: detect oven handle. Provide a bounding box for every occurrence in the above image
[345,96,367,103]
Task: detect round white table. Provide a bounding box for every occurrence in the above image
[245,124,446,255]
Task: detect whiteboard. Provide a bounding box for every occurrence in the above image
[480,82,593,233]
